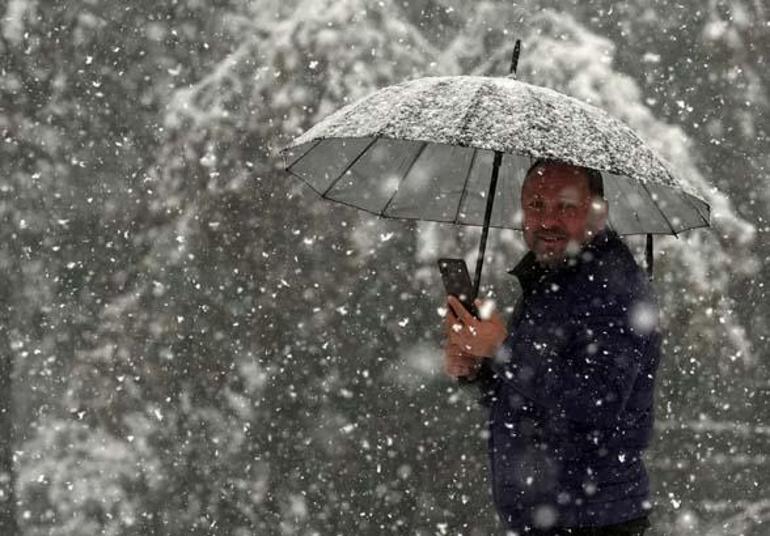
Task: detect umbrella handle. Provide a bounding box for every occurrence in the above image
[472,151,503,298]
[463,40,519,385]
[646,234,654,279]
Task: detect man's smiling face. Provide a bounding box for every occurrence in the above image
[521,162,607,268]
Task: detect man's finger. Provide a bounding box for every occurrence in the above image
[445,341,464,358]
[448,295,476,326]
[449,357,480,377]
[444,304,458,324]
[444,300,465,334]
[446,327,466,348]
[446,361,474,377]
[444,306,460,336]
[445,343,474,363]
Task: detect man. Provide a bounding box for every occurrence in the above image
[444,160,660,535]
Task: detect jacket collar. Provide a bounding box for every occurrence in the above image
[507,229,615,289]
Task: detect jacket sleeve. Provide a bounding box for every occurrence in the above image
[456,347,498,407]
[465,301,524,408]
[487,308,649,427]
[471,360,497,408]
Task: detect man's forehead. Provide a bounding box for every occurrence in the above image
[524,184,584,201]
[522,164,591,195]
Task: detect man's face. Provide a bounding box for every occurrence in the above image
[521,163,607,267]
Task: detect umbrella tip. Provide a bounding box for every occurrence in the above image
[509,39,522,76]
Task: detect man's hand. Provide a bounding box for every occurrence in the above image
[443,342,481,379]
[444,295,508,360]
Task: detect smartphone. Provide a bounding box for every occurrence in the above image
[437,257,479,318]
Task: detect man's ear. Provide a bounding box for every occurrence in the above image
[589,197,609,232]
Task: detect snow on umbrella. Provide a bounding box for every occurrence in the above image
[280,42,710,294]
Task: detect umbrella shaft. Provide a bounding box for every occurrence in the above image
[473,151,503,298]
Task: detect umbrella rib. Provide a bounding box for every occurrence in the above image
[604,214,617,234]
[457,79,489,145]
[613,176,646,234]
[682,191,711,228]
[453,148,478,225]
[320,137,379,199]
[656,159,710,229]
[284,168,325,197]
[640,182,678,237]
[284,139,322,170]
[379,141,429,218]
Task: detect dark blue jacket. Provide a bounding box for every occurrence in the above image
[475,230,661,531]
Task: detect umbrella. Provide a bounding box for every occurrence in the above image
[280,40,710,295]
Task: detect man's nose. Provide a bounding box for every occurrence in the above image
[537,206,562,228]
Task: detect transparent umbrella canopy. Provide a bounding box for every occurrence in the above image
[280,42,710,292]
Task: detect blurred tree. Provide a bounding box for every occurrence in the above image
[1,0,273,533]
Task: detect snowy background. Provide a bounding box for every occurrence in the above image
[1,0,768,534]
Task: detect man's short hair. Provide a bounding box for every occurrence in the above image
[525,159,604,199]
